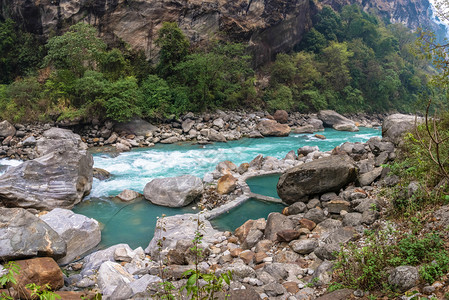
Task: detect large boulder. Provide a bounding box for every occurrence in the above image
[0,120,16,137]
[114,117,158,137]
[8,257,64,299]
[382,114,422,145]
[36,127,87,156]
[273,110,289,124]
[0,128,93,210]
[388,266,419,292]
[97,261,134,300]
[217,174,237,194]
[0,148,93,210]
[317,110,359,132]
[143,175,203,207]
[0,208,66,260]
[145,214,219,258]
[40,208,101,265]
[257,120,291,137]
[277,155,357,204]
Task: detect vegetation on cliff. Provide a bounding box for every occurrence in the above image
[0,5,438,123]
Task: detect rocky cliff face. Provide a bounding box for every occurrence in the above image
[0,0,314,66]
[321,0,441,32]
[0,0,443,66]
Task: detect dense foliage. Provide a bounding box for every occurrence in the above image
[265,5,431,113]
[0,5,434,122]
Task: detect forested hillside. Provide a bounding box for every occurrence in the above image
[0,4,439,123]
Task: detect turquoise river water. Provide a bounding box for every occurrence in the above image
[0,128,381,249]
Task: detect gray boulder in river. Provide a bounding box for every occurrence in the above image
[0,207,67,260]
[317,110,359,132]
[0,128,93,210]
[143,175,203,207]
[40,208,101,265]
[277,155,357,204]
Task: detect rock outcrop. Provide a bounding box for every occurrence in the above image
[277,155,357,204]
[1,0,313,67]
[257,120,291,137]
[382,113,421,145]
[40,208,101,265]
[317,110,359,132]
[0,208,66,260]
[0,130,93,210]
[143,175,203,207]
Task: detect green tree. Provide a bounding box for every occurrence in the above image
[156,22,190,78]
[43,22,106,77]
[140,74,172,118]
[320,42,353,91]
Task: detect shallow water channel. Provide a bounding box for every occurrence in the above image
[0,128,381,249]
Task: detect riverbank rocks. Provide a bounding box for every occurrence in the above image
[0,120,16,137]
[277,155,357,204]
[93,168,111,180]
[145,214,219,258]
[114,117,157,136]
[9,257,64,299]
[40,208,101,265]
[257,120,291,137]
[143,175,203,207]
[318,110,359,132]
[382,114,421,146]
[0,208,66,260]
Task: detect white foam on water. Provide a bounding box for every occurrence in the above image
[89,128,381,198]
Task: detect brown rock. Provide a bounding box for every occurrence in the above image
[315,134,326,140]
[254,263,266,270]
[283,282,300,294]
[257,120,291,137]
[239,250,255,264]
[230,248,243,258]
[282,207,289,215]
[326,199,351,214]
[255,240,273,253]
[228,236,238,244]
[217,174,237,195]
[237,163,250,174]
[235,219,266,243]
[9,257,63,299]
[273,110,289,124]
[276,229,301,242]
[254,252,268,264]
[299,219,317,231]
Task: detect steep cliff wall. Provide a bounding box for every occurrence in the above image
[0,0,444,66]
[0,0,314,66]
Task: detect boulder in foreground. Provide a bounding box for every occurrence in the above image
[40,208,101,265]
[145,214,219,258]
[0,149,93,210]
[277,155,357,204]
[8,257,64,299]
[0,208,66,260]
[143,175,203,207]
